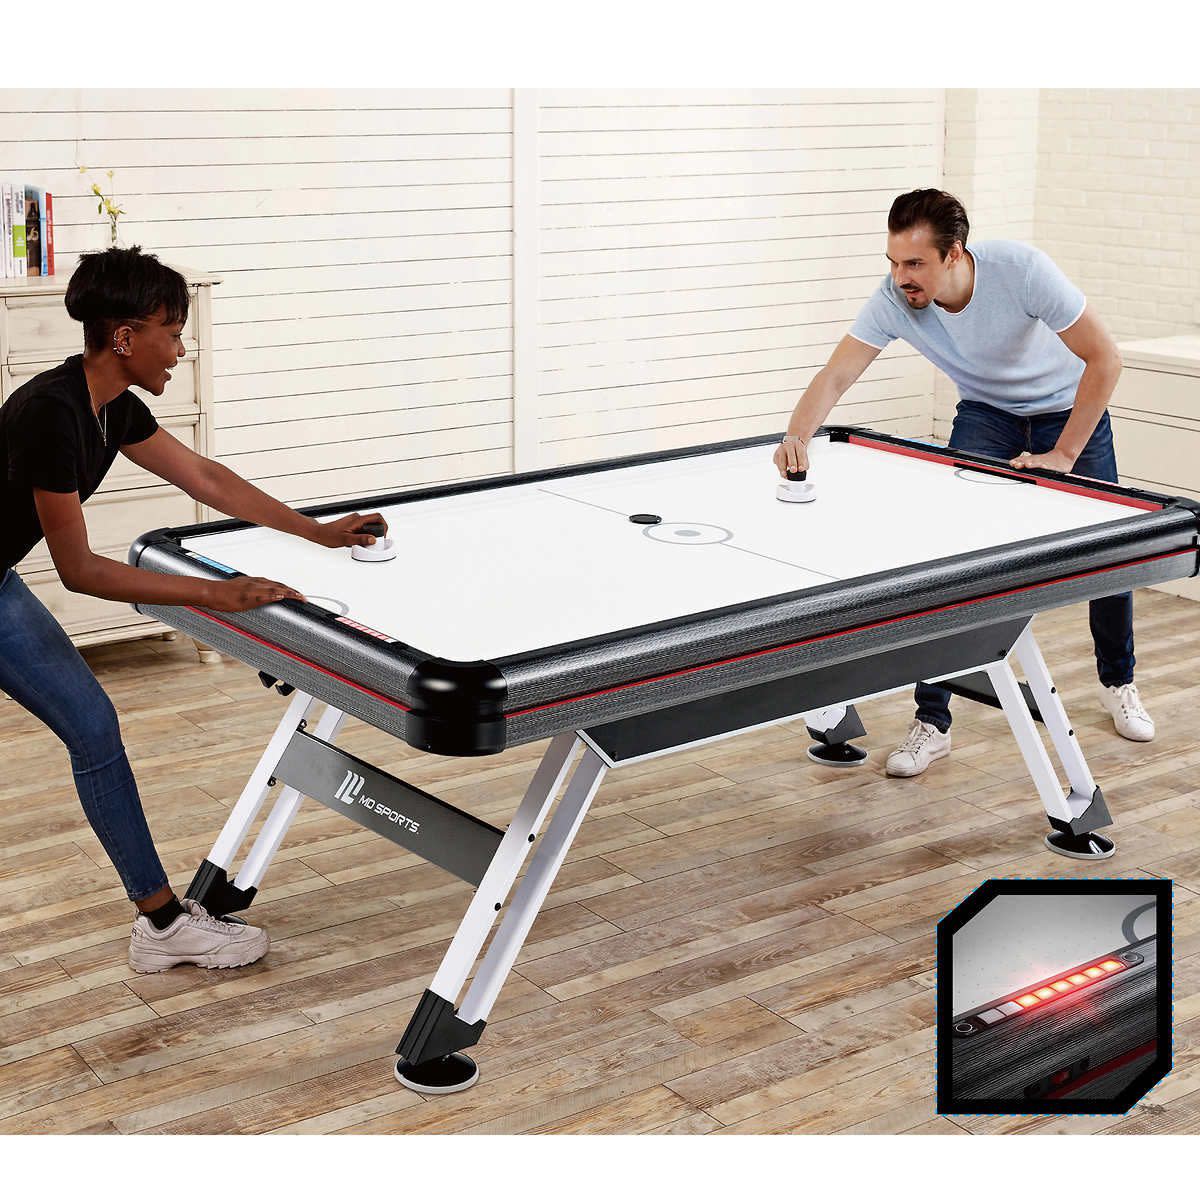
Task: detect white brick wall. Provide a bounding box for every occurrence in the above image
[1035,90,1200,342]
[933,89,1199,439]
[935,90,1041,437]
[944,89,1041,242]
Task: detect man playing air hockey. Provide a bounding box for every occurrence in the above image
[773,188,1151,779]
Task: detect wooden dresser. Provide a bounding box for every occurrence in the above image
[1112,333,1200,602]
[1,267,219,649]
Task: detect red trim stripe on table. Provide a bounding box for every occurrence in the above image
[848,433,1164,511]
[1044,1040,1157,1100]
[186,608,413,712]
[509,547,1193,716]
[186,546,1195,721]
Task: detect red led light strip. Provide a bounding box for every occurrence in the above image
[955,946,1149,1038]
[1012,958,1126,1010]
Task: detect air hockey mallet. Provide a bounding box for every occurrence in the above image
[776,468,816,503]
[351,519,398,562]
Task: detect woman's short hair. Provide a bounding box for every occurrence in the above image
[887,189,970,259]
[65,246,190,350]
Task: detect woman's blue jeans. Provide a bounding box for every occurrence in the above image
[914,400,1135,733]
[0,568,169,901]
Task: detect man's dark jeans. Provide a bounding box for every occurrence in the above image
[915,400,1134,734]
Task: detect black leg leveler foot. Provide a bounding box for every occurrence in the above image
[1044,786,1115,860]
[395,1053,479,1094]
[806,740,869,767]
[804,705,868,769]
[1044,829,1116,860]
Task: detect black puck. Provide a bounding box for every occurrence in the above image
[629,513,662,525]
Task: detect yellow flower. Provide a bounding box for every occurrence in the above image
[79,167,125,238]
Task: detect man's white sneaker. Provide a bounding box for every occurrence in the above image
[1099,682,1155,742]
[886,720,952,778]
[129,899,269,974]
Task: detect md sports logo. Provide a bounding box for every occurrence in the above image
[335,771,365,805]
[333,770,420,835]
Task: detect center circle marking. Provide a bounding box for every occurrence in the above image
[643,522,732,546]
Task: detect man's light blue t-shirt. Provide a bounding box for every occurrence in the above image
[849,240,1087,416]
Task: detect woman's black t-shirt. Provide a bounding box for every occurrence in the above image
[0,355,159,573]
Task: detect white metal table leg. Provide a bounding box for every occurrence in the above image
[428,732,581,1002]
[393,732,588,1092]
[1012,624,1098,803]
[985,628,1114,859]
[231,702,347,892]
[457,741,609,1026]
[985,657,1078,827]
[207,689,318,870]
[395,742,606,1094]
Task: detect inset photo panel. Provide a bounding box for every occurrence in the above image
[937,878,1171,1116]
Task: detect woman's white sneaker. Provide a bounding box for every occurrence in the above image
[886,720,952,777]
[1099,682,1155,742]
[129,899,269,973]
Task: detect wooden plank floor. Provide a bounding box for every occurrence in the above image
[1,591,1198,1135]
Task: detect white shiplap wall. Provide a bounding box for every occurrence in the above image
[0,89,515,505]
[2,89,945,501]
[533,89,943,466]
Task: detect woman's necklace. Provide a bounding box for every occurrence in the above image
[84,372,108,446]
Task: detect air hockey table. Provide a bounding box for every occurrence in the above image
[129,425,1200,1093]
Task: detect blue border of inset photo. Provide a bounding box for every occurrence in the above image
[936,877,1172,1116]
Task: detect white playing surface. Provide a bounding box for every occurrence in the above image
[182,439,1145,661]
[952,893,1156,1014]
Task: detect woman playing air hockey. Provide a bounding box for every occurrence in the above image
[0,247,385,972]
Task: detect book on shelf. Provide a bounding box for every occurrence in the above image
[0,182,56,278]
[44,191,54,275]
[1,182,11,278]
[25,187,44,277]
[9,184,27,278]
